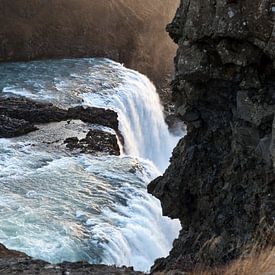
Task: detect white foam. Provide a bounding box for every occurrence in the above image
[0,58,183,272]
[81,62,183,171]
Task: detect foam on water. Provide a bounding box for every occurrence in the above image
[0,58,180,171]
[81,63,179,171]
[0,58,183,271]
[0,139,179,271]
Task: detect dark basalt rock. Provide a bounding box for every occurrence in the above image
[0,97,119,137]
[0,115,37,138]
[67,106,119,132]
[149,0,275,272]
[0,244,142,275]
[0,97,67,123]
[65,129,120,156]
[0,97,119,130]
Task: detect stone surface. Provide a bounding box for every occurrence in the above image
[0,97,121,157]
[272,116,275,171]
[0,97,119,137]
[0,115,37,138]
[149,0,275,272]
[0,244,142,275]
[65,129,120,156]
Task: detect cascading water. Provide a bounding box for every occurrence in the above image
[81,63,179,171]
[0,58,183,271]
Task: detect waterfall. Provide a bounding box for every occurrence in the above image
[82,60,180,171]
[0,58,183,272]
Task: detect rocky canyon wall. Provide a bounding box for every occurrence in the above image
[149,0,275,272]
[0,0,178,85]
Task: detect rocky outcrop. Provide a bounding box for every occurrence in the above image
[0,98,119,131]
[0,244,142,275]
[0,115,37,138]
[0,97,119,137]
[65,129,120,156]
[0,97,120,155]
[149,0,275,272]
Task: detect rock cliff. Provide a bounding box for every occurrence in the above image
[148,0,275,272]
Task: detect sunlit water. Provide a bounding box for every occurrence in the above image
[0,58,183,271]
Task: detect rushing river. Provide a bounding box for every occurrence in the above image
[0,58,182,271]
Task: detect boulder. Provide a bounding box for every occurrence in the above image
[0,115,37,138]
[64,129,120,156]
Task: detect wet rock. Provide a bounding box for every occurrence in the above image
[0,244,27,258]
[67,106,119,132]
[0,97,119,138]
[0,115,37,138]
[149,0,275,272]
[0,97,121,156]
[64,137,79,149]
[271,117,275,171]
[64,129,120,156]
[0,97,119,130]
[165,114,186,135]
[0,245,142,275]
[0,97,68,123]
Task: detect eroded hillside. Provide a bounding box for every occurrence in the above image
[0,0,179,84]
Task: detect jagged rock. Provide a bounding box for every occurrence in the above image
[0,115,37,138]
[0,97,68,123]
[67,106,119,132]
[217,40,261,67]
[271,117,275,171]
[176,43,209,81]
[237,90,275,126]
[64,129,120,156]
[0,97,119,137]
[149,0,275,272]
[0,244,142,275]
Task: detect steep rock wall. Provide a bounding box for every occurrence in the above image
[0,0,178,84]
[149,0,275,272]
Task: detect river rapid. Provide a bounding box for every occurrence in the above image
[0,58,183,272]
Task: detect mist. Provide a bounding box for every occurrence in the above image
[0,0,179,84]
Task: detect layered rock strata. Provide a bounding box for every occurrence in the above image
[149,0,275,272]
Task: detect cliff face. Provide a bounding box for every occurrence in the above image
[0,0,178,84]
[149,0,275,272]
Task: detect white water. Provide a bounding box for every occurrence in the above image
[0,58,183,271]
[81,63,179,171]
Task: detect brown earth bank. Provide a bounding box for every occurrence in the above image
[148,0,275,273]
[0,0,178,87]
